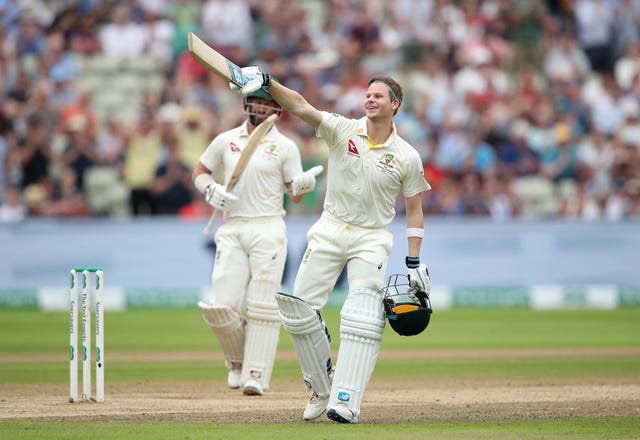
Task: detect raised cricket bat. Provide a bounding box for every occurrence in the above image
[187,32,247,87]
[202,113,278,235]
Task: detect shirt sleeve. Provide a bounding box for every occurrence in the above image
[281,138,304,183]
[198,133,225,173]
[403,148,431,197]
[316,112,357,150]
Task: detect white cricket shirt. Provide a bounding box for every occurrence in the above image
[317,112,430,228]
[199,120,303,219]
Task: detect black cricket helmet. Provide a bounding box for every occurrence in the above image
[382,273,432,336]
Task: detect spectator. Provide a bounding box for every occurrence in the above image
[122,112,162,216]
[614,40,640,91]
[200,0,252,56]
[542,31,591,83]
[18,114,51,190]
[573,0,615,73]
[0,185,26,223]
[32,166,89,218]
[99,5,146,60]
[150,141,193,215]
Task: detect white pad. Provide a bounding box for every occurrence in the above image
[275,292,333,397]
[241,291,281,390]
[198,302,245,366]
[329,288,385,416]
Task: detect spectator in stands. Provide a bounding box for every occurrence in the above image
[18,114,51,190]
[573,0,616,73]
[150,140,193,215]
[122,111,162,216]
[0,1,639,220]
[32,166,89,218]
[99,5,146,61]
[0,185,26,223]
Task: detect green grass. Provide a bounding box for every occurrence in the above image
[1,308,639,438]
[2,308,639,355]
[2,418,640,440]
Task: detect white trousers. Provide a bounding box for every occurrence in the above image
[212,216,287,308]
[292,212,393,308]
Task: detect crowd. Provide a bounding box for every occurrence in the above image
[1,0,640,223]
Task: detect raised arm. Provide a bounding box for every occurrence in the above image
[267,81,323,129]
[233,66,324,129]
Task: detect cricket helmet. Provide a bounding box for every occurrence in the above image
[243,88,282,119]
[246,88,276,102]
[382,273,432,336]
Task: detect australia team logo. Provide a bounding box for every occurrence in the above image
[264,144,279,158]
[376,153,396,174]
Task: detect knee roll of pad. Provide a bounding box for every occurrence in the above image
[246,299,280,323]
[198,302,245,364]
[340,288,385,342]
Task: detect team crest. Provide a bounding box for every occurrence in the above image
[264,144,279,158]
[229,142,240,153]
[376,153,396,173]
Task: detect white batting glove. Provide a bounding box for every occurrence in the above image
[406,257,431,308]
[290,165,323,196]
[205,183,238,211]
[228,66,272,97]
[229,66,262,94]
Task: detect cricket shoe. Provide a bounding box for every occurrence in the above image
[302,391,329,421]
[327,404,358,424]
[227,363,242,389]
[242,379,264,396]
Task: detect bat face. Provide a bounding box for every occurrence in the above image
[187,32,247,87]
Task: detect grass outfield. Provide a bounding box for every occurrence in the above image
[1,308,639,438]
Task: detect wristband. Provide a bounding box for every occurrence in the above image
[406,228,424,238]
[406,256,420,268]
[262,73,272,88]
[194,173,215,195]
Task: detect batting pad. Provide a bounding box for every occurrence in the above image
[276,293,332,397]
[329,288,385,415]
[241,297,281,390]
[199,302,245,366]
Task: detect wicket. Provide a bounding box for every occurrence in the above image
[69,267,104,403]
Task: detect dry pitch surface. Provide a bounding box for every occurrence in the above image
[2,348,639,424]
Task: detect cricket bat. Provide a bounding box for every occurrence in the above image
[187,32,247,87]
[202,113,278,236]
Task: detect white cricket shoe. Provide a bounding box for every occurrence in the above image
[327,404,358,424]
[302,391,329,421]
[227,363,242,389]
[242,379,264,396]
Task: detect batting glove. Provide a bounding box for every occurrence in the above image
[406,257,431,308]
[290,165,323,196]
[229,66,271,96]
[205,183,238,212]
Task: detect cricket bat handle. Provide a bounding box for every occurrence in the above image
[203,209,219,236]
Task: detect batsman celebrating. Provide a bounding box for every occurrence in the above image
[193,89,322,396]
[231,69,431,423]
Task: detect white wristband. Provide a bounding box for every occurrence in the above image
[194,173,215,195]
[406,228,424,238]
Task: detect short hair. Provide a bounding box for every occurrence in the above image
[368,76,403,115]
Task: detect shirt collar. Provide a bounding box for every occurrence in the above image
[355,116,397,149]
[240,119,279,140]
